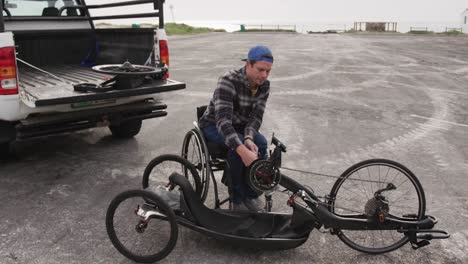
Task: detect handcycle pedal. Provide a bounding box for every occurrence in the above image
[416,229,450,240]
[401,228,450,250]
[411,240,430,250]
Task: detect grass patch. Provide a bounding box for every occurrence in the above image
[236,28,296,33]
[95,22,226,35]
[408,30,434,34]
[442,30,464,35]
[165,23,225,35]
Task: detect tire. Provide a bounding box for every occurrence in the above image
[142,154,202,198]
[0,141,10,160]
[106,189,178,263]
[181,129,210,202]
[0,121,15,159]
[93,63,163,75]
[328,159,426,254]
[109,119,142,138]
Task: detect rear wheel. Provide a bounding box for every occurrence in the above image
[181,129,210,202]
[0,141,10,159]
[328,159,426,254]
[106,189,178,263]
[109,119,142,138]
[142,154,202,198]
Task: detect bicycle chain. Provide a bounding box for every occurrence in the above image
[281,166,391,184]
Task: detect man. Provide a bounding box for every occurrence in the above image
[198,45,273,211]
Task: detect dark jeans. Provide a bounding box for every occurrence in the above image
[202,125,267,204]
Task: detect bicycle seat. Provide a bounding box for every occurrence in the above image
[42,7,59,16]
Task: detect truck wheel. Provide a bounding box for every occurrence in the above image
[109,120,142,138]
[0,142,11,159]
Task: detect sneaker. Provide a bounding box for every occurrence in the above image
[243,197,264,212]
[232,201,248,211]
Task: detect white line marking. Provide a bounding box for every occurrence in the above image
[419,124,450,130]
[411,115,468,128]
[428,88,468,95]
[383,81,468,95]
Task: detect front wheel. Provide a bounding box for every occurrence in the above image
[109,119,142,138]
[328,159,426,254]
[106,189,178,263]
[0,141,11,159]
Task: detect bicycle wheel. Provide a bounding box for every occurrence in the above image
[181,129,210,202]
[93,62,163,75]
[142,154,202,198]
[328,159,426,254]
[106,189,178,263]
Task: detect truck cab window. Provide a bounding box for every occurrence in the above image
[4,0,83,16]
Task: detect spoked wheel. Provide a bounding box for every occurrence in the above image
[181,129,210,202]
[106,189,178,263]
[142,154,202,198]
[92,62,164,75]
[328,159,426,254]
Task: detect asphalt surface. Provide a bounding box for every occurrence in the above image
[1,33,468,264]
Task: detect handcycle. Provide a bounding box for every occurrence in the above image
[105,129,450,263]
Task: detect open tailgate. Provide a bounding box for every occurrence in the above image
[18,65,185,107]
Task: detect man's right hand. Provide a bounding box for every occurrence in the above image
[235,144,258,166]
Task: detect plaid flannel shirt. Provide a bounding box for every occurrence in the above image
[199,67,270,150]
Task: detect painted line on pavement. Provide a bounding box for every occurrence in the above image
[411,115,468,128]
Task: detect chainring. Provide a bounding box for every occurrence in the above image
[247,160,281,193]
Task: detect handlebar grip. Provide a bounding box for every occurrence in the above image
[271,135,287,152]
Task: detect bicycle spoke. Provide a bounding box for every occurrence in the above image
[367,167,375,195]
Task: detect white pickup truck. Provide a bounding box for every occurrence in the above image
[0,0,185,158]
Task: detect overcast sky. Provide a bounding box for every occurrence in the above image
[86,0,467,23]
[163,0,467,22]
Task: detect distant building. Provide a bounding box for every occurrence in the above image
[462,9,468,33]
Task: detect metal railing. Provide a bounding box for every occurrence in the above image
[409,27,428,32]
[1,0,165,28]
[240,24,296,32]
[445,27,462,33]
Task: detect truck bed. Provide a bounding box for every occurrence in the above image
[18,65,185,107]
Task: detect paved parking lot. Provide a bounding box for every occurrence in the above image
[1,32,468,263]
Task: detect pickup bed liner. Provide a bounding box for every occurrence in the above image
[18,65,185,107]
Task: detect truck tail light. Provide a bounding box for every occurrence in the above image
[0,47,18,95]
[159,39,169,78]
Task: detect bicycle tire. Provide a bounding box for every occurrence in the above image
[328,159,426,254]
[106,189,178,263]
[142,154,202,198]
[92,63,163,76]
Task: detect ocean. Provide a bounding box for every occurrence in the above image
[176,20,464,33]
[97,17,464,33]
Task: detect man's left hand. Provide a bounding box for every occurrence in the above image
[244,138,258,157]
